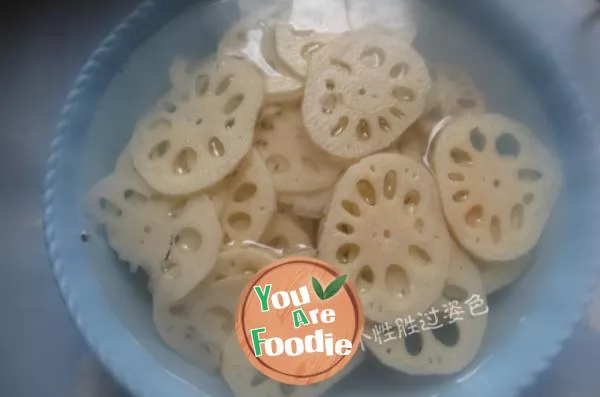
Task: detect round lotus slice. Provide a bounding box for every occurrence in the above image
[221,333,365,397]
[221,150,276,243]
[273,23,338,79]
[255,102,344,193]
[417,65,486,137]
[432,113,561,261]
[278,188,333,219]
[259,213,313,255]
[366,246,488,375]
[88,161,222,301]
[203,246,276,284]
[153,276,248,371]
[303,28,431,159]
[131,57,264,195]
[219,18,303,102]
[476,252,533,294]
[318,153,451,323]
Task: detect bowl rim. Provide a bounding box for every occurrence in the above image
[43,1,600,397]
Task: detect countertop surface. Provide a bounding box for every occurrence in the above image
[1,1,599,396]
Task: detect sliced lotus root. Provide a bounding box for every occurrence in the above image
[219,18,303,102]
[273,23,338,78]
[366,245,487,375]
[153,275,247,371]
[476,252,533,295]
[432,113,561,261]
[302,28,431,159]
[318,153,451,323]
[130,57,263,195]
[221,333,365,397]
[88,159,222,301]
[259,213,313,255]
[221,149,276,243]
[203,246,275,284]
[278,188,333,219]
[346,0,417,42]
[416,65,486,138]
[255,102,344,193]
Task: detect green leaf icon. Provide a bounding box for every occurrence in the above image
[323,274,347,300]
[312,277,325,300]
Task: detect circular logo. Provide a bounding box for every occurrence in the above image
[235,256,364,385]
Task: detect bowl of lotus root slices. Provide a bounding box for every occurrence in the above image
[43,0,600,396]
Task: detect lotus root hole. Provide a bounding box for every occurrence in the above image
[233,183,257,202]
[172,148,197,175]
[302,156,319,173]
[495,133,521,157]
[450,148,473,165]
[355,266,374,294]
[123,189,148,206]
[267,236,289,251]
[448,172,465,182]
[215,74,234,95]
[469,128,486,152]
[404,333,423,356]
[511,204,524,229]
[225,118,235,128]
[359,88,366,96]
[390,62,409,78]
[404,190,421,215]
[169,304,186,316]
[99,198,122,217]
[266,155,291,174]
[493,179,501,188]
[342,200,361,217]
[149,119,171,133]
[228,212,252,230]
[168,199,187,218]
[196,118,203,125]
[415,218,424,233]
[336,223,354,235]
[331,116,349,137]
[518,168,543,182]
[357,179,376,206]
[490,215,502,243]
[392,87,415,102]
[390,107,406,120]
[357,119,372,140]
[524,193,535,205]
[301,42,323,59]
[465,205,484,227]
[203,307,233,332]
[384,170,397,199]
[378,116,391,133]
[383,229,391,239]
[163,101,176,113]
[386,265,410,298]
[183,325,196,339]
[360,47,386,68]
[432,322,460,347]
[195,75,210,96]
[331,59,352,73]
[149,140,170,160]
[251,372,268,387]
[336,243,360,264]
[453,189,469,203]
[224,93,245,115]
[325,79,335,91]
[321,93,338,114]
[174,228,202,252]
[458,98,477,109]
[208,137,225,157]
[161,261,181,279]
[143,226,152,234]
[409,245,432,265]
[443,284,469,302]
